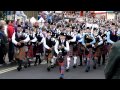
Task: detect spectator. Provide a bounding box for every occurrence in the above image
[7,20,15,63]
[0,20,8,66]
[104,41,120,79]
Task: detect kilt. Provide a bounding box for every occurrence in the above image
[101,44,108,55]
[15,47,26,60]
[94,46,102,57]
[67,45,73,57]
[27,45,34,58]
[36,44,44,54]
[45,49,53,59]
[33,44,44,56]
[77,44,84,56]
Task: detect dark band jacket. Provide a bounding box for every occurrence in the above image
[27,35,35,46]
[35,33,43,46]
[84,34,93,48]
[15,33,27,48]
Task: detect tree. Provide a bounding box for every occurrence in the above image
[0,11,7,20]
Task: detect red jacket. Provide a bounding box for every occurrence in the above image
[7,23,15,39]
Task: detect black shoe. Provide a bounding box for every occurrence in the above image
[51,65,55,68]
[47,67,51,72]
[39,60,42,65]
[66,68,69,72]
[17,67,22,71]
[59,77,64,79]
[73,64,77,68]
[85,66,90,72]
[28,64,31,67]
[24,65,27,68]
[93,65,96,69]
[34,63,37,66]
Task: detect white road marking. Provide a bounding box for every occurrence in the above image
[0,60,47,75]
[0,66,17,74]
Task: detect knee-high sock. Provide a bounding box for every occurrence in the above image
[51,56,57,65]
[38,55,41,63]
[87,57,90,67]
[47,59,51,67]
[102,54,105,63]
[73,56,77,65]
[66,57,71,69]
[98,56,101,64]
[35,55,38,64]
[18,60,22,67]
[79,55,82,64]
[93,58,97,65]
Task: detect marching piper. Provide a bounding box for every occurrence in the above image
[82,27,96,72]
[54,32,70,79]
[92,28,103,69]
[27,28,37,67]
[12,25,30,71]
[43,30,56,71]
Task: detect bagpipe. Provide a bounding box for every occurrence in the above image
[57,50,64,63]
[14,33,26,48]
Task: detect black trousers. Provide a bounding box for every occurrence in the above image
[8,41,14,62]
[0,51,5,64]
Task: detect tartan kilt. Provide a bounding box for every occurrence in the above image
[77,44,84,56]
[45,49,53,60]
[33,44,44,56]
[67,45,73,57]
[101,45,108,55]
[36,44,44,54]
[27,45,34,58]
[94,46,102,57]
[15,47,26,60]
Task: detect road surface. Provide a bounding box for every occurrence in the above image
[0,59,105,79]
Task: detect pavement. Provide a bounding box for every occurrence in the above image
[0,56,105,79]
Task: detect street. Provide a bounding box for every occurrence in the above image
[0,59,105,79]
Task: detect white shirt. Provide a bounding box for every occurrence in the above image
[12,32,30,45]
[54,40,70,55]
[96,35,103,46]
[30,32,37,42]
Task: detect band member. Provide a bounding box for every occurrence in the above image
[50,33,58,68]
[27,29,37,66]
[93,29,103,69]
[34,28,44,66]
[98,26,107,66]
[43,30,55,71]
[82,27,96,72]
[55,32,70,79]
[12,25,30,71]
[68,30,83,68]
[106,23,118,52]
